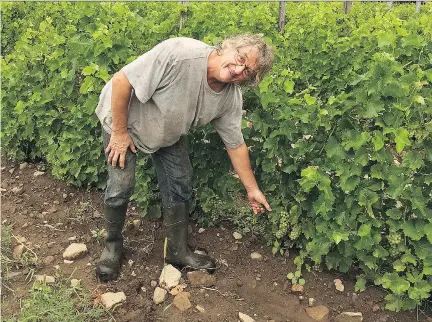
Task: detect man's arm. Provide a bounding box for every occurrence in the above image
[226,143,271,214]
[105,71,137,169]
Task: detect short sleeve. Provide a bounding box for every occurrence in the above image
[211,92,244,149]
[121,41,175,104]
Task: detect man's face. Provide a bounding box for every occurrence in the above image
[218,46,259,84]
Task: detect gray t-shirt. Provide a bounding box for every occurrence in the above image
[95,37,244,153]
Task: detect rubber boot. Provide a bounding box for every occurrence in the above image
[164,202,217,272]
[96,204,128,282]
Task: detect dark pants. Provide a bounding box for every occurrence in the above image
[102,129,193,208]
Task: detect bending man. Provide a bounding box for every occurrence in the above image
[95,34,274,282]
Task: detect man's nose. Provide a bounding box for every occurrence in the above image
[234,64,245,75]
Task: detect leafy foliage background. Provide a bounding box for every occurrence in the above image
[2,2,432,311]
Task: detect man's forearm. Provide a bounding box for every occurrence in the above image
[111,71,132,134]
[226,143,259,192]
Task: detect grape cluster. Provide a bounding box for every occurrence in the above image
[387,232,402,245]
[289,224,301,240]
[275,211,289,239]
[388,246,399,258]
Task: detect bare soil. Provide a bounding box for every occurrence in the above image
[1,161,430,322]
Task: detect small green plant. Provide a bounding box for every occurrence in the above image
[287,271,305,286]
[4,280,107,322]
[90,229,107,243]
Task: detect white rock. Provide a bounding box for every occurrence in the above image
[239,312,255,322]
[159,264,181,289]
[196,304,206,313]
[150,280,158,288]
[33,171,45,177]
[35,275,56,284]
[64,260,74,264]
[334,311,363,322]
[68,236,77,241]
[9,168,15,174]
[19,163,28,170]
[233,232,243,240]
[334,279,345,292]
[132,219,141,227]
[100,292,126,309]
[13,244,25,259]
[250,252,262,260]
[198,228,205,233]
[308,297,316,307]
[153,287,167,305]
[62,243,88,260]
[11,186,24,195]
[70,279,81,287]
[194,249,207,256]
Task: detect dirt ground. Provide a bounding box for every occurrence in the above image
[1,161,431,322]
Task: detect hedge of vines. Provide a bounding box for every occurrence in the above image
[2,2,432,311]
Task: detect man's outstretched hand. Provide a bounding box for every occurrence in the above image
[105,131,136,169]
[247,189,272,215]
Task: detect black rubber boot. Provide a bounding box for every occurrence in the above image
[164,202,217,272]
[96,204,127,282]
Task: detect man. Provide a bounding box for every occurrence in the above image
[95,34,274,282]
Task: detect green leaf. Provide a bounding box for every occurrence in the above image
[408,281,431,301]
[283,80,294,94]
[299,278,305,285]
[82,63,98,76]
[381,273,410,295]
[394,128,411,153]
[403,220,424,241]
[372,132,385,151]
[358,224,371,237]
[287,272,294,280]
[304,93,316,105]
[402,151,424,170]
[393,260,405,272]
[377,32,396,47]
[355,276,366,292]
[332,232,349,245]
[386,208,402,220]
[424,223,432,244]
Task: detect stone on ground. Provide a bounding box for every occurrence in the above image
[198,228,205,233]
[153,287,167,305]
[159,264,181,289]
[12,244,25,259]
[250,252,262,260]
[35,275,56,284]
[150,280,158,288]
[62,243,88,260]
[100,292,126,309]
[334,312,363,322]
[196,304,206,313]
[11,187,24,195]
[239,312,255,322]
[291,284,304,293]
[33,171,45,177]
[308,297,316,307]
[187,270,216,287]
[70,279,81,287]
[233,232,243,240]
[334,279,344,292]
[19,162,28,170]
[173,291,191,311]
[170,283,187,295]
[305,305,329,321]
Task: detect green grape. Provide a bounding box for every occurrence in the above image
[275,211,289,239]
[289,224,301,240]
[387,232,402,245]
